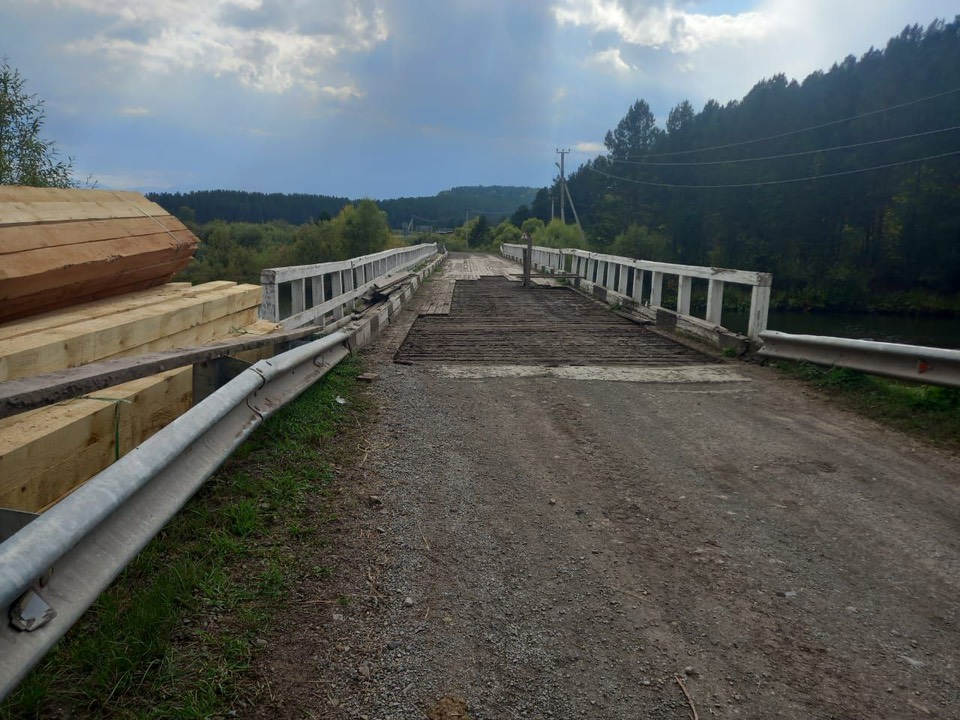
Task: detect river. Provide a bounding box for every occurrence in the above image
[722,310,960,349]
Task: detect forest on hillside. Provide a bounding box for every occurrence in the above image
[536,18,960,314]
[148,185,536,229]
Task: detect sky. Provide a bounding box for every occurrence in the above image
[1,0,955,199]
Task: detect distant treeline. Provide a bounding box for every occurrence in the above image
[174,199,402,286]
[149,185,537,229]
[548,18,960,314]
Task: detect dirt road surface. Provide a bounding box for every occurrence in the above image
[249,253,960,720]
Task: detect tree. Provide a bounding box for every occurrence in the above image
[603,99,662,158]
[468,214,491,247]
[0,59,74,187]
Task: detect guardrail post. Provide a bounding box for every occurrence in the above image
[331,271,344,320]
[291,278,306,317]
[311,275,325,323]
[617,264,628,295]
[705,279,724,326]
[632,268,645,304]
[677,276,692,316]
[748,283,771,341]
[650,271,664,308]
[259,272,280,322]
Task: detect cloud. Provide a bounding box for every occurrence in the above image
[553,0,776,53]
[553,86,568,103]
[119,106,151,116]
[574,141,605,153]
[56,0,388,95]
[591,47,635,72]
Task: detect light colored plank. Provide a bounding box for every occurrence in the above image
[0,215,189,255]
[0,285,261,381]
[0,368,192,512]
[0,187,168,224]
[0,282,220,342]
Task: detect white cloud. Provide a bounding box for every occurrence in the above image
[553,86,568,102]
[55,0,388,96]
[574,141,605,153]
[591,47,635,72]
[553,0,777,53]
[119,106,151,116]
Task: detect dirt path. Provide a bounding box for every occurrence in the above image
[251,253,960,719]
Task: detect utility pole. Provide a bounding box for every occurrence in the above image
[556,148,570,224]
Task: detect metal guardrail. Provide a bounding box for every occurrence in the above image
[759,331,960,388]
[260,243,438,328]
[0,331,355,699]
[501,243,772,341]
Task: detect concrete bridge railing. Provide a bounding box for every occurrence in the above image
[261,243,439,328]
[501,243,772,343]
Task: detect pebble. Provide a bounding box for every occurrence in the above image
[684,666,699,677]
[253,637,268,648]
[404,596,415,607]
[776,590,797,598]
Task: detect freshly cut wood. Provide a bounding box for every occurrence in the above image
[0,368,192,513]
[0,284,261,381]
[0,186,199,322]
[0,283,224,343]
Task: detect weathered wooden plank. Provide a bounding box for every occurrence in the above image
[0,368,192,513]
[0,285,261,381]
[105,307,261,360]
[0,215,188,255]
[0,322,338,419]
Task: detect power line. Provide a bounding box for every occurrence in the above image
[613,86,960,159]
[588,149,960,189]
[608,125,960,167]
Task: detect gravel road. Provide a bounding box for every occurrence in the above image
[249,254,960,720]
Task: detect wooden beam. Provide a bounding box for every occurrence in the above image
[0,284,261,381]
[0,215,189,255]
[0,323,335,419]
[0,368,193,513]
[0,282,225,343]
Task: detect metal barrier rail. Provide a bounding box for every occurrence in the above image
[759,331,960,388]
[501,243,772,341]
[261,243,438,328]
[0,332,353,699]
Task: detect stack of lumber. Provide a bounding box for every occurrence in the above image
[0,186,198,323]
[0,281,267,513]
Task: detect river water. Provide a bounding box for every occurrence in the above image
[722,310,960,350]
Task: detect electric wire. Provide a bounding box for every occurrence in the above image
[588,149,960,189]
[607,124,960,167]
[612,87,960,159]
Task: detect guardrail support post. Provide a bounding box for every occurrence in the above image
[291,279,306,317]
[706,279,724,326]
[632,269,645,304]
[748,284,771,341]
[260,274,280,322]
[650,271,664,308]
[331,272,344,320]
[677,276,692,316]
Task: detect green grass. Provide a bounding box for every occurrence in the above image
[773,361,960,450]
[1,357,371,719]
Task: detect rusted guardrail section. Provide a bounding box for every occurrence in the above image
[261,243,438,328]
[501,244,772,342]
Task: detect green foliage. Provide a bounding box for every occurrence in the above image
[491,220,522,245]
[468,214,491,247]
[520,217,545,235]
[0,58,74,187]
[533,218,587,249]
[775,361,960,448]
[610,223,671,261]
[176,200,394,284]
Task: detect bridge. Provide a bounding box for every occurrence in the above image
[1,204,959,717]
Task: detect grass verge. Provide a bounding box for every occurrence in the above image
[1,357,372,719]
[772,360,960,451]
